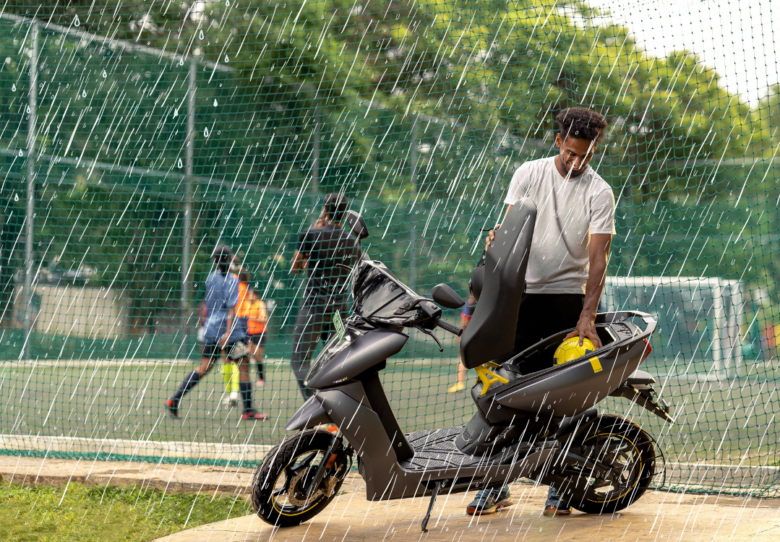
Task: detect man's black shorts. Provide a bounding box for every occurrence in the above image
[247,334,267,346]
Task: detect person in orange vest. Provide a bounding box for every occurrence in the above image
[245,287,269,387]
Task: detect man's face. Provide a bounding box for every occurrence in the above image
[555,133,598,177]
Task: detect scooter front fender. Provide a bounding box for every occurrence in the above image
[285,395,332,431]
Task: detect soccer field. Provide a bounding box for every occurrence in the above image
[2,356,779,476]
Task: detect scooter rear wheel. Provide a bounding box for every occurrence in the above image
[562,414,656,515]
[251,429,350,527]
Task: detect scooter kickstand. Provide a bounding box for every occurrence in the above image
[421,481,442,533]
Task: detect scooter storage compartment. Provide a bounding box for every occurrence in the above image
[495,338,648,417]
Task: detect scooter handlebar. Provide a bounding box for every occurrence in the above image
[435,318,463,337]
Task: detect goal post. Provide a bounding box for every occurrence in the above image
[602,277,745,379]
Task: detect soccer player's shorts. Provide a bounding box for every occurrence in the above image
[201,341,249,361]
[201,343,221,361]
[247,334,266,346]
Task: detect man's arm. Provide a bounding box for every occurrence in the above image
[291,251,308,274]
[565,233,612,348]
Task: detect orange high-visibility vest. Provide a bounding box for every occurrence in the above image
[247,299,267,335]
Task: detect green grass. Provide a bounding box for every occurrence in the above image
[0,482,253,542]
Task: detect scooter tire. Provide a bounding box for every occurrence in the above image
[251,429,349,527]
[558,414,656,515]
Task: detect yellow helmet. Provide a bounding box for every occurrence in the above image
[553,337,596,365]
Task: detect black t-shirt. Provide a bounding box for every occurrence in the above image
[298,224,360,298]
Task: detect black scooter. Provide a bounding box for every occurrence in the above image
[250,201,674,531]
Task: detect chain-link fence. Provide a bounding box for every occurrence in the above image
[1,1,779,496]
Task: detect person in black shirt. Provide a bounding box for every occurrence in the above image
[290,193,360,399]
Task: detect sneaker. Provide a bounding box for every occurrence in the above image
[447,381,466,393]
[165,398,179,419]
[466,487,513,515]
[543,505,571,517]
[242,411,269,421]
[255,379,265,388]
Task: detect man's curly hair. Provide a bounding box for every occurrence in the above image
[555,107,608,143]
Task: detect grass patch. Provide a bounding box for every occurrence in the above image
[0,482,254,542]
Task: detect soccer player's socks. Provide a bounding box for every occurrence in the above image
[173,370,200,402]
[239,381,253,413]
[256,361,264,380]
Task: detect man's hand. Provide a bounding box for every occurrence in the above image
[564,314,603,349]
[218,332,230,348]
[485,224,500,251]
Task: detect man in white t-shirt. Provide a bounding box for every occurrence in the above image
[465,107,615,518]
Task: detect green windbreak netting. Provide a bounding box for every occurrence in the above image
[1,0,779,495]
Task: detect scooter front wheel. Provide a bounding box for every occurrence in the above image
[251,429,350,527]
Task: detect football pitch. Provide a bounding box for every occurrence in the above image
[1,357,778,475]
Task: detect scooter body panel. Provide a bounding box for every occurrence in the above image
[306,328,408,389]
[495,339,648,417]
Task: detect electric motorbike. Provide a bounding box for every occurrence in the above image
[250,201,674,531]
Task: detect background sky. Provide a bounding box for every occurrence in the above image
[584,0,779,106]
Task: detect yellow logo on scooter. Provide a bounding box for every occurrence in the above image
[553,338,602,373]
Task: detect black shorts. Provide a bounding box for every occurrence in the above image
[201,341,249,361]
[201,343,223,361]
[247,334,267,346]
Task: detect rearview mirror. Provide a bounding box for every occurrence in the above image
[431,284,465,309]
[344,210,369,240]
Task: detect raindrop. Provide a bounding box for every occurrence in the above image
[14,193,19,202]
[11,84,16,92]
[224,55,229,62]
[199,30,204,40]
[74,15,80,27]
[204,127,210,137]
[226,0,230,5]
[17,150,23,157]
[26,106,30,114]
[173,108,179,118]
[178,58,184,67]
[82,90,87,98]
[177,158,183,169]
[213,99,218,107]
[102,69,107,78]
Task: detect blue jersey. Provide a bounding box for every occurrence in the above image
[202,271,243,344]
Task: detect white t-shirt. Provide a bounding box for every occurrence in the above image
[504,156,616,295]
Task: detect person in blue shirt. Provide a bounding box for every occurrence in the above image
[165,246,267,420]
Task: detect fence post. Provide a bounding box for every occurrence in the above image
[182,57,196,351]
[312,104,320,194]
[22,21,38,361]
[409,115,418,291]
